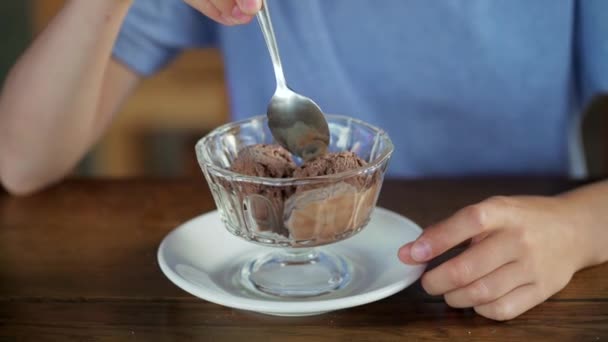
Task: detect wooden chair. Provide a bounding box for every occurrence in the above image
[581,94,608,178]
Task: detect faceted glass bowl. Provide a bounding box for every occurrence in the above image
[195,114,393,298]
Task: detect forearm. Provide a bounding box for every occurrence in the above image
[559,179,608,267]
[0,0,133,195]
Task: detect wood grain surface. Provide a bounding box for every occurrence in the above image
[1,178,607,341]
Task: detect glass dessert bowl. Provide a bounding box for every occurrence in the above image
[195,114,393,298]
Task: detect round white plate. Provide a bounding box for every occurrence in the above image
[158,207,426,316]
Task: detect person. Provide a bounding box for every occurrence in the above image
[0,0,606,321]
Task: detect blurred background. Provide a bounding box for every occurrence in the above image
[1,0,230,179]
[1,1,607,179]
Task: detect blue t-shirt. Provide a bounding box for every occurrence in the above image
[113,0,608,179]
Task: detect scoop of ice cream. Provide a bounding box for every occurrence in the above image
[292,151,369,194]
[284,181,380,243]
[228,144,296,236]
[230,144,296,178]
[293,151,366,179]
[284,151,380,244]
[226,145,381,245]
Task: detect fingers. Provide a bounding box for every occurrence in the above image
[421,230,519,295]
[474,284,545,321]
[443,261,531,308]
[396,194,574,321]
[398,196,517,264]
[209,0,236,15]
[209,0,251,24]
[236,0,263,15]
[184,0,260,25]
[184,0,226,24]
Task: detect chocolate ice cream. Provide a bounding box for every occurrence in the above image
[230,144,296,178]
[294,151,366,178]
[285,151,378,243]
[228,145,381,245]
[229,144,295,235]
[293,151,368,190]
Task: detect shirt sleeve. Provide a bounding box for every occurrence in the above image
[112,0,218,76]
[577,0,608,104]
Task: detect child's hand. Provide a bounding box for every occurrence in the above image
[184,0,262,25]
[398,195,595,321]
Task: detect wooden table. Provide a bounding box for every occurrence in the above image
[1,178,607,341]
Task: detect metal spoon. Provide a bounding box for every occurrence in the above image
[256,0,330,161]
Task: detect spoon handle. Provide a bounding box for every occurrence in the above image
[256,0,287,90]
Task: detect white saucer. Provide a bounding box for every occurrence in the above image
[158,207,425,316]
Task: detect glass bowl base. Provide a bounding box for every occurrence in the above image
[240,248,352,298]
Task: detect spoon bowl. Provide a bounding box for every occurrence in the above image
[267,88,330,160]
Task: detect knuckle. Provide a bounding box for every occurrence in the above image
[443,293,460,308]
[463,196,514,234]
[213,0,235,12]
[239,16,254,24]
[491,302,516,321]
[535,281,549,299]
[468,280,491,304]
[462,203,489,233]
[485,195,513,207]
[448,259,473,287]
[514,228,535,253]
[535,280,558,302]
[477,302,516,322]
[420,273,438,295]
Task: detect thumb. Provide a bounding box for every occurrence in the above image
[398,197,515,264]
[397,239,432,265]
[397,241,420,265]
